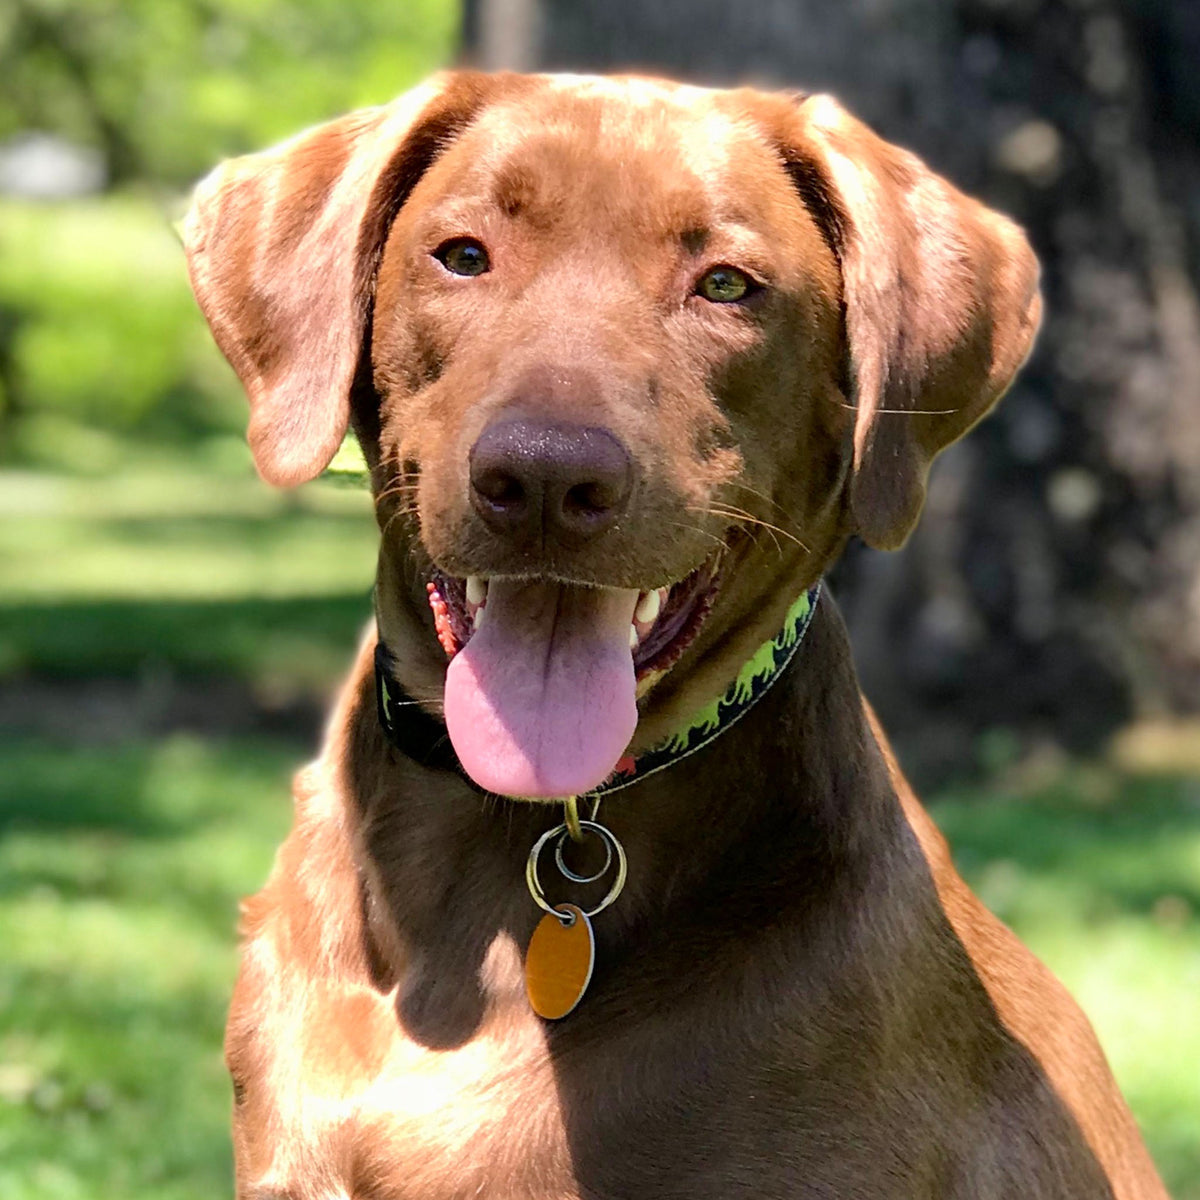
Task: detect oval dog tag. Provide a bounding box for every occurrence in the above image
[525,904,595,1019]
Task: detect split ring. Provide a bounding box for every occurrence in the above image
[526,819,627,921]
[555,824,613,883]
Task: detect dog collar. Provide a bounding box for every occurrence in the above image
[374,581,821,796]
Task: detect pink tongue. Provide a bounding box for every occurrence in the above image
[444,580,639,797]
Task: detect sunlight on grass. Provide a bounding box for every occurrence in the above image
[0,465,376,689]
[0,466,375,602]
[0,736,295,1200]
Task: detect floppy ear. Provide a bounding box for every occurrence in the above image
[183,71,515,486]
[781,95,1042,549]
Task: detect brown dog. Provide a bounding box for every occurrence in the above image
[184,72,1168,1199]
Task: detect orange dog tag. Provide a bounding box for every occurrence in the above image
[525,904,595,1019]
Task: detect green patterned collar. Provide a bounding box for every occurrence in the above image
[590,582,821,796]
[374,582,821,797]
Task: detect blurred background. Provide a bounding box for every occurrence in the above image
[0,0,1197,1195]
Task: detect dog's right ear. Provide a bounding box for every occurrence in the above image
[183,72,518,487]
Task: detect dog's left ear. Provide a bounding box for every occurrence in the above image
[778,95,1042,549]
[183,71,520,486]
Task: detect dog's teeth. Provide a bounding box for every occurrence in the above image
[629,624,639,651]
[466,576,486,606]
[473,603,486,631]
[635,589,661,625]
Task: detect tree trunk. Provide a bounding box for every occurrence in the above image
[461,0,1200,783]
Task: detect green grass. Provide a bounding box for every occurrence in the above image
[0,463,376,690]
[0,464,376,603]
[932,775,1200,1194]
[0,735,295,1200]
[2,462,1197,1197]
[0,463,373,1196]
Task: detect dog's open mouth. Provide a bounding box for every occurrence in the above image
[427,557,721,798]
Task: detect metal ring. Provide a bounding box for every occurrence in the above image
[555,824,613,883]
[526,819,627,920]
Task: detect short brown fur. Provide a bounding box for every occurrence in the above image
[184,72,1168,1199]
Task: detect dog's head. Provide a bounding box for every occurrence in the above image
[184,72,1039,798]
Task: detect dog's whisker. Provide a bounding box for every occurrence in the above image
[697,502,811,556]
[383,503,421,522]
[838,402,961,415]
[380,504,422,540]
[377,500,419,518]
[689,504,796,557]
[374,480,421,505]
[664,520,733,552]
[710,498,808,547]
[723,481,807,529]
[710,509,781,556]
[374,468,421,486]
[703,510,767,552]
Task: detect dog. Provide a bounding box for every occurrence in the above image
[183,71,1168,1199]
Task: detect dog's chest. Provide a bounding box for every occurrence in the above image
[237,957,582,1200]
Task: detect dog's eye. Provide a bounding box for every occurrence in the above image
[435,238,490,277]
[696,266,753,303]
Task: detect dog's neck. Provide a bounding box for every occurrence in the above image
[341,592,924,1048]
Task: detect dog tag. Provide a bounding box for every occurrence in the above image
[525,904,594,1019]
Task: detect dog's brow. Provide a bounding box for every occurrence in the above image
[490,161,550,222]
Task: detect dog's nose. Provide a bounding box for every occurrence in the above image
[469,419,633,542]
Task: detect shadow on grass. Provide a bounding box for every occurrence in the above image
[0,735,298,930]
[0,736,298,833]
[0,593,372,684]
[1,741,187,837]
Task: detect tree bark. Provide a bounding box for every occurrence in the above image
[461,0,1200,783]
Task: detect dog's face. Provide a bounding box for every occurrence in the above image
[371,78,846,590]
[184,72,1040,798]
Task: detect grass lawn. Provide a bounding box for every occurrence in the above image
[0,459,377,690]
[2,463,1198,1198]
[0,735,293,1200]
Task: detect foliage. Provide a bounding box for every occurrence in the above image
[0,196,238,449]
[0,0,460,185]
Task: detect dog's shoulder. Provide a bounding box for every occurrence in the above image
[867,706,1163,1198]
